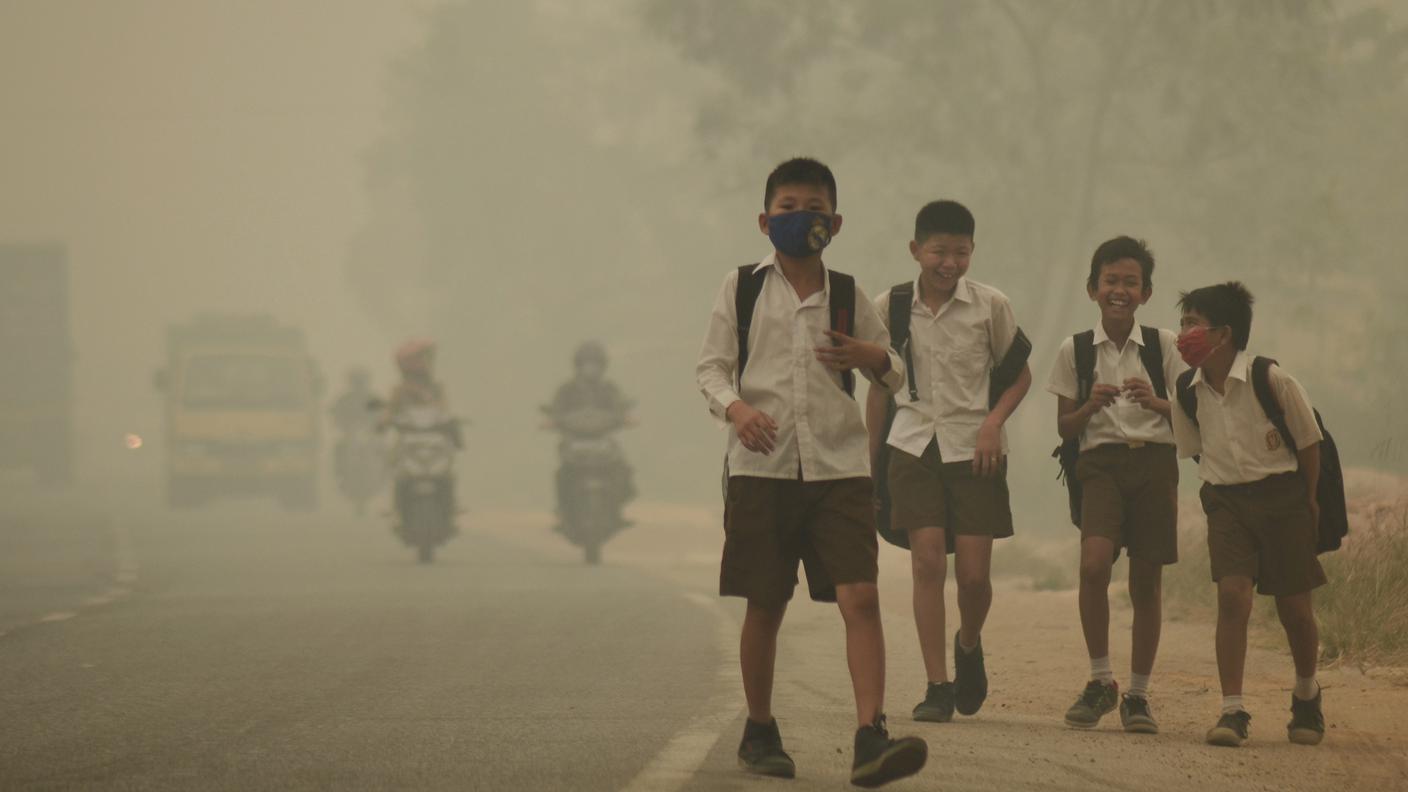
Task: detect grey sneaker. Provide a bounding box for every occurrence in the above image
[1287,690,1324,746]
[851,715,928,788]
[912,682,955,723]
[737,718,795,778]
[1206,710,1252,747]
[1119,694,1159,734]
[1064,680,1119,729]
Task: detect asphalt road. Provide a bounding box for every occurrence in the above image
[0,490,720,791]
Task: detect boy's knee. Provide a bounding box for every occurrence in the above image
[1216,582,1253,619]
[956,569,991,596]
[1079,559,1112,590]
[1127,570,1161,604]
[911,545,947,584]
[837,583,880,617]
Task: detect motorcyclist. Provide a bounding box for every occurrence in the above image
[330,367,378,435]
[544,341,636,536]
[383,339,461,542]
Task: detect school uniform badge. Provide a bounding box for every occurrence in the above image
[1266,428,1283,451]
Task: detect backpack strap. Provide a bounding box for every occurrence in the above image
[1175,368,1199,424]
[1250,356,1297,456]
[828,271,857,398]
[734,263,768,388]
[888,282,918,402]
[1138,325,1168,402]
[1073,330,1096,405]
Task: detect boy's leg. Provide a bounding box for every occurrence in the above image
[1275,591,1318,680]
[909,526,949,683]
[954,535,993,647]
[740,601,788,723]
[1215,576,1255,699]
[836,582,885,726]
[1127,557,1163,678]
[1078,536,1116,664]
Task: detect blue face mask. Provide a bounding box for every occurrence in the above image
[767,210,833,258]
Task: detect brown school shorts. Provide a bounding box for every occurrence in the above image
[721,476,879,607]
[1200,472,1327,596]
[1075,443,1179,565]
[886,439,1014,539]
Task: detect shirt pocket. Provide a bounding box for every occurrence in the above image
[943,345,991,409]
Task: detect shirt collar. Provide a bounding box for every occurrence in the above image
[756,252,831,296]
[1092,321,1145,349]
[911,276,972,307]
[1189,349,1252,387]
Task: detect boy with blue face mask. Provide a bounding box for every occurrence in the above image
[696,157,928,787]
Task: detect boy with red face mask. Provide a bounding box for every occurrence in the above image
[1170,282,1326,749]
[1046,236,1186,735]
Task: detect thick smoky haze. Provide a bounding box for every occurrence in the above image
[3,0,1407,521]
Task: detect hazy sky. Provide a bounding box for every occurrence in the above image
[1,1,437,477]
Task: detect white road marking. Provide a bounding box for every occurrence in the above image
[0,518,139,640]
[619,591,742,792]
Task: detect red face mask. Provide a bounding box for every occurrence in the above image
[1177,325,1224,368]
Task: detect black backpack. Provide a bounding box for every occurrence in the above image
[735,263,856,397]
[1174,357,1348,553]
[1051,327,1168,528]
[723,263,858,499]
[874,282,1032,551]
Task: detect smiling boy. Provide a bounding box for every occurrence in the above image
[696,158,928,787]
[1046,236,1186,733]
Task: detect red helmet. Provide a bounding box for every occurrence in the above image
[395,338,436,376]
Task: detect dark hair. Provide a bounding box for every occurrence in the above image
[1177,281,1255,350]
[1088,236,1155,291]
[764,157,837,211]
[914,200,975,242]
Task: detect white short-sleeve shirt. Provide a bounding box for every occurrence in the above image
[1045,324,1187,451]
[1170,350,1323,486]
[873,277,1019,462]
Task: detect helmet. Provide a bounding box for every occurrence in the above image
[574,341,607,368]
[395,338,436,376]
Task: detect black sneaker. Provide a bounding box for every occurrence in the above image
[1288,690,1325,746]
[1206,710,1252,747]
[953,631,988,716]
[912,681,955,723]
[1119,694,1159,734]
[1063,680,1119,729]
[851,715,928,788]
[737,718,795,779]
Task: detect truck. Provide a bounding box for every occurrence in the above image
[154,315,323,510]
[0,243,74,485]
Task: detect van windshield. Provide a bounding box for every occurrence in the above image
[181,354,309,410]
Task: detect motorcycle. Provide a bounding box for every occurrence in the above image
[383,404,462,564]
[544,405,633,565]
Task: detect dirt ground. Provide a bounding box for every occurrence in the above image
[477,502,1408,791]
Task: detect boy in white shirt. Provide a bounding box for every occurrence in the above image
[1170,281,1326,748]
[1047,236,1187,734]
[867,200,1032,724]
[696,157,927,787]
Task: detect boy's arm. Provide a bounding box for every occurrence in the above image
[824,286,904,393]
[696,272,744,424]
[1297,442,1322,524]
[1169,388,1202,459]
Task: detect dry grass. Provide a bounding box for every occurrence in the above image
[1162,467,1408,668]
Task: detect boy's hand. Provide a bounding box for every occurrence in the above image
[1084,384,1121,414]
[973,420,1003,478]
[726,400,778,455]
[1122,378,1164,411]
[816,331,888,373]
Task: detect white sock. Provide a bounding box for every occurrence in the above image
[1090,656,1114,685]
[1128,673,1151,700]
[1294,675,1319,701]
[1221,695,1245,715]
